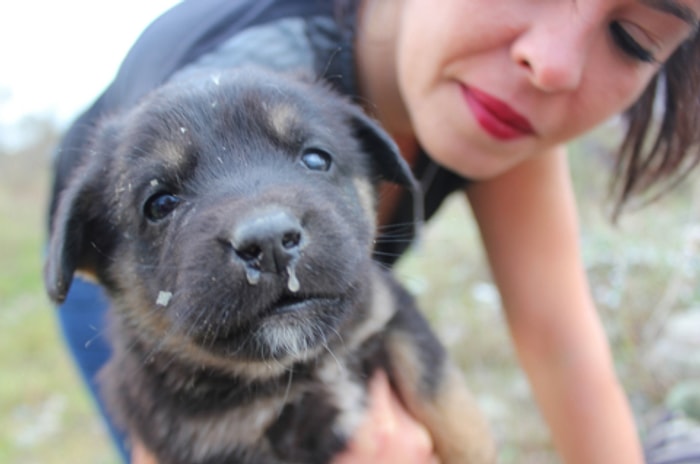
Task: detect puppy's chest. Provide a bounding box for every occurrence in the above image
[170,355,370,459]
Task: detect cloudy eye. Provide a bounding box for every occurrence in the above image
[300,149,332,172]
[144,192,181,221]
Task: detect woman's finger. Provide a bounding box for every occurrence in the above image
[333,370,438,464]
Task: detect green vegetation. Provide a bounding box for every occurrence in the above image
[0,139,121,464]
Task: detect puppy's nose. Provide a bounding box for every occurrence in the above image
[231,210,303,274]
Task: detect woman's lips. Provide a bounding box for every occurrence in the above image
[461,85,535,140]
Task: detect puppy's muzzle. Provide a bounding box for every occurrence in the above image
[230,208,304,289]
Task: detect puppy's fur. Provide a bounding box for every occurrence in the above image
[45,69,495,464]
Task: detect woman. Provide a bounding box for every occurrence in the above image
[48,0,700,462]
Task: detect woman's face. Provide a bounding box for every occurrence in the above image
[395,0,699,179]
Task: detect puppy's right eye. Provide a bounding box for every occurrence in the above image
[300,149,332,172]
[144,192,181,221]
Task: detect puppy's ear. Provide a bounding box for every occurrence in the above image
[44,123,118,303]
[348,106,418,190]
[348,106,425,228]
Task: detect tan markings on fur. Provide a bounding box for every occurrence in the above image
[353,178,377,244]
[111,259,173,337]
[139,324,302,380]
[387,332,497,464]
[75,269,99,283]
[345,267,395,350]
[312,269,398,439]
[180,396,288,462]
[267,103,299,140]
[136,322,307,380]
[317,356,366,438]
[161,333,300,380]
[155,139,187,167]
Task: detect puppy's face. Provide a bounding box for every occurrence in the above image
[46,70,416,370]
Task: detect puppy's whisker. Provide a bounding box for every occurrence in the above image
[375,228,416,236]
[328,326,346,349]
[275,367,295,420]
[376,229,414,240]
[373,239,417,246]
[375,224,417,233]
[83,324,109,349]
[376,221,420,230]
[136,314,180,368]
[376,236,416,243]
[322,343,343,373]
[370,259,399,273]
[375,230,416,237]
[371,250,406,259]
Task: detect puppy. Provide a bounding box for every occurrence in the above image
[45,69,495,464]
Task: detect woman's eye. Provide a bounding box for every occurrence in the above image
[144,192,181,221]
[610,22,657,63]
[300,149,333,171]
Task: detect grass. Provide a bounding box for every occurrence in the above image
[1,123,698,463]
[0,138,121,464]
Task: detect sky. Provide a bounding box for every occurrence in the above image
[0,0,180,128]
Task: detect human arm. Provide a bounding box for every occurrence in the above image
[466,146,644,463]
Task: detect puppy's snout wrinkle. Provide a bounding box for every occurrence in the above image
[231,209,303,274]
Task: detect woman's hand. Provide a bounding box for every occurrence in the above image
[332,370,439,464]
[132,370,438,464]
[132,440,158,464]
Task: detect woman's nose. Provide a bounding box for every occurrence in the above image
[511,19,592,93]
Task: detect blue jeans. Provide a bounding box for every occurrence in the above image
[57,277,129,462]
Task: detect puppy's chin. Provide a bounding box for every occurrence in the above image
[194,294,351,363]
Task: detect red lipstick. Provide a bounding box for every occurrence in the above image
[461,85,535,140]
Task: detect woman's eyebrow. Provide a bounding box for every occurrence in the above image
[642,0,699,29]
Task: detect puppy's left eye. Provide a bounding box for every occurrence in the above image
[144,192,181,221]
[300,149,332,172]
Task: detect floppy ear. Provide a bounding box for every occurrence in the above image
[44,121,121,304]
[348,106,425,228]
[348,106,417,190]
[44,162,104,303]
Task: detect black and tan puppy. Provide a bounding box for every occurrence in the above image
[45,69,495,464]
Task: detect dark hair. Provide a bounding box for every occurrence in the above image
[613,32,700,216]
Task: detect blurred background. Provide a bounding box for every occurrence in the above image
[1,1,699,463]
